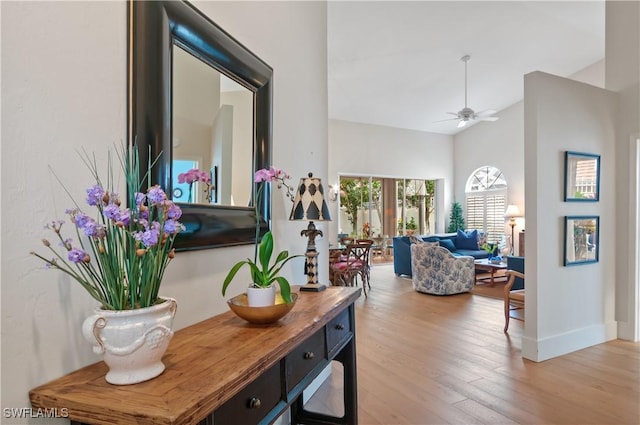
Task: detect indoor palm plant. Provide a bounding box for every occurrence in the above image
[222,166,301,306]
[31,143,184,384]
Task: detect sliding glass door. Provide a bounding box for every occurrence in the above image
[338,176,435,238]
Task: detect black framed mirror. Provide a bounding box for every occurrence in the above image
[128,0,272,251]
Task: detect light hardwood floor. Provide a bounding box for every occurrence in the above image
[305,264,640,424]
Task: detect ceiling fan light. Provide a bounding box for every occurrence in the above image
[458,120,467,128]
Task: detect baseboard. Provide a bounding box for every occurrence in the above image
[522,321,618,362]
[617,320,639,342]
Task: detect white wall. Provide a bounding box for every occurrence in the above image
[522,71,618,361]
[453,59,606,256]
[327,119,454,244]
[605,0,640,341]
[1,1,327,420]
[453,102,526,252]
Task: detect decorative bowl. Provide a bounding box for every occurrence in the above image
[227,293,298,324]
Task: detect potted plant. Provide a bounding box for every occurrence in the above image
[481,242,501,263]
[30,144,183,385]
[222,167,302,307]
[447,201,465,233]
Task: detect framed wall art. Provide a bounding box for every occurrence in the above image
[564,216,599,266]
[564,151,600,201]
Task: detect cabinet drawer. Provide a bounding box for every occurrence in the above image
[326,308,351,355]
[285,329,325,392]
[214,362,282,425]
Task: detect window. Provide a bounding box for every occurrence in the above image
[338,176,436,238]
[465,166,507,243]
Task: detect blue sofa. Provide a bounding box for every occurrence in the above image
[393,232,489,277]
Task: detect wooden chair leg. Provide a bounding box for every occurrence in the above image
[504,299,510,333]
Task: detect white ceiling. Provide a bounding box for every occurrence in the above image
[328,1,605,135]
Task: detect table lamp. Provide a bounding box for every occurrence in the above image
[289,173,331,292]
[504,204,521,255]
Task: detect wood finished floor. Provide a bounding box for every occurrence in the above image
[305,264,640,425]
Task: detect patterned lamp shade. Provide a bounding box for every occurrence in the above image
[289,173,331,222]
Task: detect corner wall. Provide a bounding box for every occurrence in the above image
[605,0,640,341]
[523,71,618,361]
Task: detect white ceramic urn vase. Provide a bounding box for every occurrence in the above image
[82,297,177,385]
[246,285,276,307]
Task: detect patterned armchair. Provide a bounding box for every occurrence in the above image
[410,243,475,295]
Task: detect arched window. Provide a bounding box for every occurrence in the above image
[465,166,507,243]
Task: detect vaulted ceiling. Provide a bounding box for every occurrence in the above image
[328,1,605,135]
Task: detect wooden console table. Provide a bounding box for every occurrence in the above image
[30,287,361,425]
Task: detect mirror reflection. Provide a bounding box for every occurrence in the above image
[564,151,600,201]
[172,44,253,206]
[564,216,599,265]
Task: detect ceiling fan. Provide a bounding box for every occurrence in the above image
[436,55,499,128]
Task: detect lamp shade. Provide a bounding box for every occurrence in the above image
[504,204,521,218]
[289,173,331,221]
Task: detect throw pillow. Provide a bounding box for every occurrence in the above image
[456,229,479,250]
[438,238,457,252]
[423,236,440,243]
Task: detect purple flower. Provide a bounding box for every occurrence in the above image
[166,203,182,220]
[86,185,105,206]
[103,204,120,221]
[83,221,106,238]
[118,208,131,225]
[163,219,182,234]
[135,192,146,206]
[135,226,160,247]
[68,249,86,263]
[147,186,166,205]
[72,213,91,229]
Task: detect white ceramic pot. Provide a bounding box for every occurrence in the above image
[82,297,177,385]
[246,285,276,307]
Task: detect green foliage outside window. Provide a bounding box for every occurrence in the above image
[340,178,382,236]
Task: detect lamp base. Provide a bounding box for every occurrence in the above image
[300,283,327,292]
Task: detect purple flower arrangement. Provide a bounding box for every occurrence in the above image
[221,166,300,304]
[31,145,184,310]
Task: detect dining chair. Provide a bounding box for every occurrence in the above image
[330,241,373,296]
[504,269,525,332]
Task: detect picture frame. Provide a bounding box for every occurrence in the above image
[564,216,599,266]
[564,151,600,202]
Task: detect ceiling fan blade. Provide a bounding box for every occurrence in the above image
[476,109,497,117]
[477,116,499,122]
[433,117,460,123]
[446,112,459,116]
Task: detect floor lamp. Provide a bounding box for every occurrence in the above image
[289,173,331,292]
[504,204,521,256]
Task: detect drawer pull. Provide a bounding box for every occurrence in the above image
[248,397,261,409]
[304,351,315,360]
[335,323,345,330]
